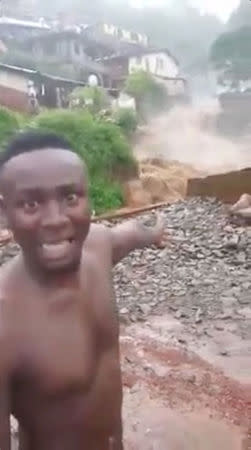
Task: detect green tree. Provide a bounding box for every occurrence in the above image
[227,0,251,30]
[113,108,138,138]
[210,26,251,79]
[0,108,20,147]
[125,70,168,118]
[69,86,110,115]
[30,109,137,213]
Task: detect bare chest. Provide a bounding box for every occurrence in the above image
[9,282,118,396]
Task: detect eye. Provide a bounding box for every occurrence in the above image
[65,193,79,206]
[23,200,40,214]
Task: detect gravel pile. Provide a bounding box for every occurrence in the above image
[0,197,250,340]
[113,197,251,339]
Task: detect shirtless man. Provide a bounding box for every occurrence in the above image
[0,132,166,450]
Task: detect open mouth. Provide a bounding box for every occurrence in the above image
[40,239,75,260]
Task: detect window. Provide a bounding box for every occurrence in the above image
[136,56,142,64]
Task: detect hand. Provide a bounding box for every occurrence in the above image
[153,214,168,248]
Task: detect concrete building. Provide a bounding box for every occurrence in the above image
[85,22,148,48]
[101,48,183,92]
[22,30,111,86]
[0,16,50,41]
[0,63,118,112]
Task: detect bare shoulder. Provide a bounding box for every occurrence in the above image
[0,254,21,291]
[85,223,112,250]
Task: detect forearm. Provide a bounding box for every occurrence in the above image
[111,220,158,265]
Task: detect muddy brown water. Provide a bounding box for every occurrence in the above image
[121,315,250,450]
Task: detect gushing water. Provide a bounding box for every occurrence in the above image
[135,99,251,174]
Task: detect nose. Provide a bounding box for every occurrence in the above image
[41,200,69,229]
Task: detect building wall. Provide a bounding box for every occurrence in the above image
[103,58,129,81]
[32,37,107,83]
[0,70,28,92]
[102,23,148,46]
[129,52,179,78]
[0,69,32,112]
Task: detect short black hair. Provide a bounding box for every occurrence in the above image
[0,131,73,169]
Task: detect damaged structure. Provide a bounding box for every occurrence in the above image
[100,47,187,95]
[0,16,187,109]
[0,62,118,112]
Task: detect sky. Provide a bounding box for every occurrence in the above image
[190,0,239,21]
[131,0,240,21]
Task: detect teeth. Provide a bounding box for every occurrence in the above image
[41,241,71,260]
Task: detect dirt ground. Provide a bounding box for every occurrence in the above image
[121,315,250,450]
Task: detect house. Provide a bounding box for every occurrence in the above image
[84,22,148,49]
[21,30,112,86]
[0,16,50,42]
[0,63,36,112]
[100,48,181,88]
[0,63,118,112]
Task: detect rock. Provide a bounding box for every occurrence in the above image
[215,325,225,331]
[195,308,203,324]
[182,374,196,384]
[238,307,251,320]
[138,304,152,315]
[175,310,187,320]
[178,338,187,344]
[1,197,250,343]
[224,235,240,250]
[221,296,237,307]
[238,295,250,306]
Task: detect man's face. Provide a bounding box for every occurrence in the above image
[1,148,91,273]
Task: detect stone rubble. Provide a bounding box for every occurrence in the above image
[0,197,250,341]
[113,197,251,340]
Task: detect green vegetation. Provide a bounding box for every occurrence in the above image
[90,178,123,215]
[210,26,251,81]
[0,107,137,213]
[0,108,21,147]
[70,86,110,115]
[29,109,137,214]
[228,0,251,31]
[113,108,138,138]
[125,70,168,119]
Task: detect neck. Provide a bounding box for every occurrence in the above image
[22,252,80,288]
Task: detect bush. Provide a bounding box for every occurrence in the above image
[113,108,138,137]
[90,178,123,215]
[70,86,110,115]
[30,109,137,212]
[0,108,20,147]
[125,70,168,118]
